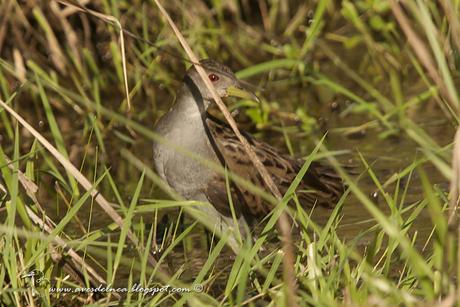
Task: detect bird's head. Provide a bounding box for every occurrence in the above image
[184,59,259,105]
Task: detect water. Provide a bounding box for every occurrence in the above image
[152,85,455,290]
[2,43,454,295]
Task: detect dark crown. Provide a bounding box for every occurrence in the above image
[199,59,235,77]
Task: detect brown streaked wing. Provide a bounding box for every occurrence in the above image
[204,116,344,218]
[205,117,294,217]
[203,175,244,217]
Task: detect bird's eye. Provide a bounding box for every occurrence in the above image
[208,73,219,82]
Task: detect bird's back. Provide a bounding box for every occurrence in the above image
[203,115,344,218]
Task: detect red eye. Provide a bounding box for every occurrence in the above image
[208,73,219,82]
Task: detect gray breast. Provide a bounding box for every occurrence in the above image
[152,88,218,200]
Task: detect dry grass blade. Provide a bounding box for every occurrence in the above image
[389,0,459,113]
[12,49,26,83]
[0,0,13,53]
[449,127,460,225]
[4,156,113,297]
[4,157,38,199]
[0,98,158,269]
[26,206,111,293]
[32,7,67,75]
[49,1,82,68]
[55,0,131,110]
[61,0,90,17]
[153,0,298,305]
[440,0,460,54]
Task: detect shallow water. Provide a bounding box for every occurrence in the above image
[0,29,453,294]
[153,87,455,292]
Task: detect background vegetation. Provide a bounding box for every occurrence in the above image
[0,0,459,306]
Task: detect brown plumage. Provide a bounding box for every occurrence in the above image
[203,115,344,219]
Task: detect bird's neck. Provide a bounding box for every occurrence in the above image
[182,75,213,112]
[174,82,211,117]
[155,84,212,149]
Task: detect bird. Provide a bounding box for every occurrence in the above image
[152,59,343,249]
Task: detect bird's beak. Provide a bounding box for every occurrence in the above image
[226,82,260,103]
